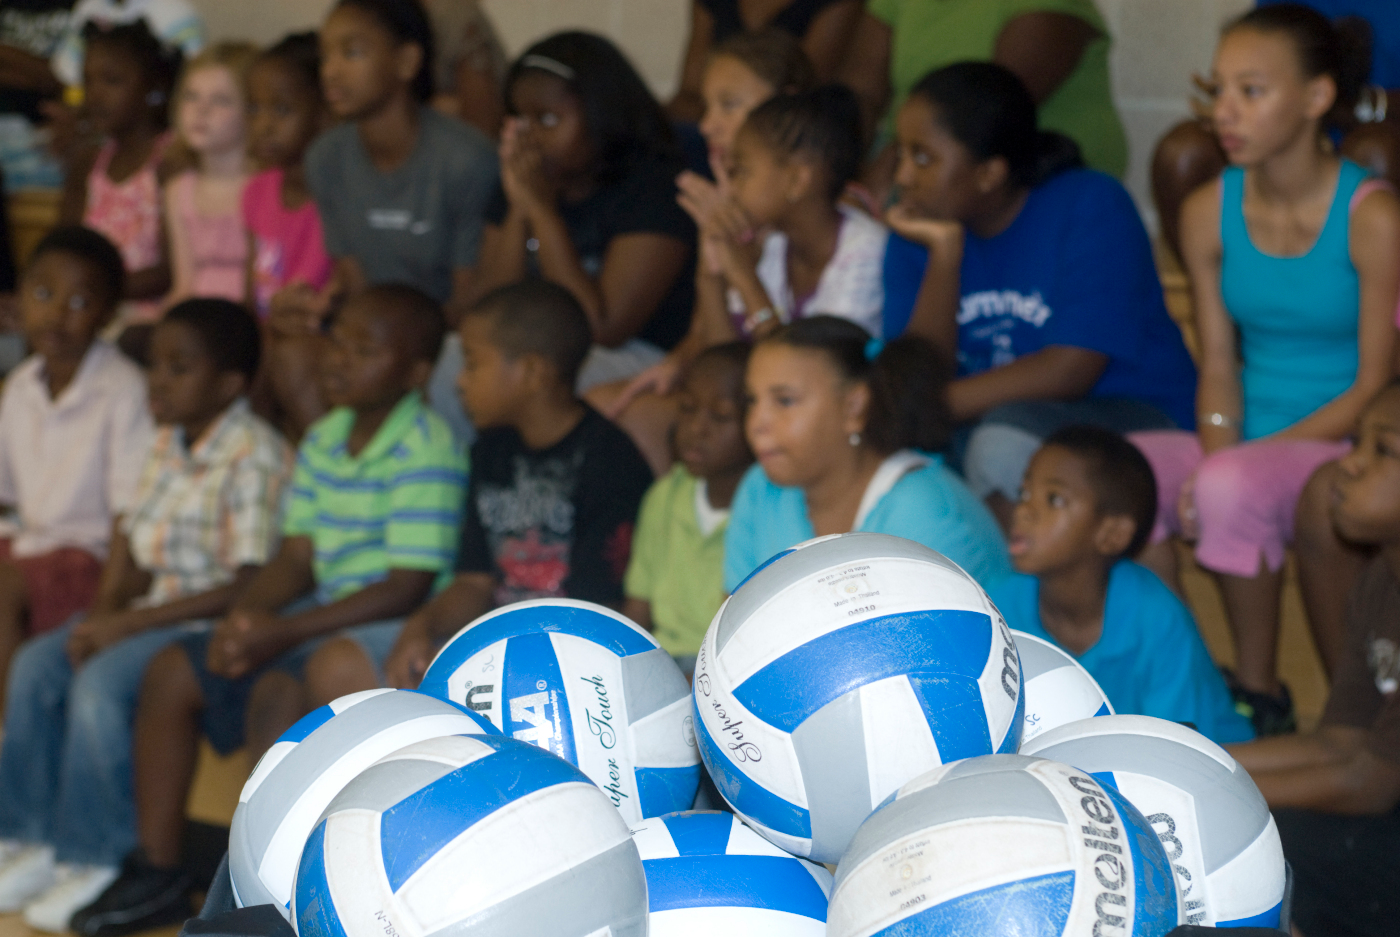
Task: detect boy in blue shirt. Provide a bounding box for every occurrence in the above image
[988,425,1252,744]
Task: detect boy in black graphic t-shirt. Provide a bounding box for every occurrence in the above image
[385,280,652,687]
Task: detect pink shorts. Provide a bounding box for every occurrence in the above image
[0,539,103,635]
[1128,431,1350,578]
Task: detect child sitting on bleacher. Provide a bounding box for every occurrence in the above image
[73,285,466,935]
[1232,381,1400,937]
[0,298,288,932]
[987,426,1252,744]
[0,227,153,695]
[623,343,752,673]
[385,281,653,688]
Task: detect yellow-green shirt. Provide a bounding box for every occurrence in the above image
[869,0,1128,179]
[624,466,728,658]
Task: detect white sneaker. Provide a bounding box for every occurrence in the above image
[0,838,26,866]
[23,863,119,932]
[0,844,55,912]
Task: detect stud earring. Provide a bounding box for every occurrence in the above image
[849,432,861,447]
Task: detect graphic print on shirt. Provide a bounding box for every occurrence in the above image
[1368,636,1400,695]
[476,450,581,605]
[957,289,1052,374]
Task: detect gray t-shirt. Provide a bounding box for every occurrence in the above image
[305,108,498,304]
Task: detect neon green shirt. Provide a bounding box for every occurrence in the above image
[624,466,729,658]
[869,0,1128,179]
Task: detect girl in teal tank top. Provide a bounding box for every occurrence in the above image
[1220,159,1367,440]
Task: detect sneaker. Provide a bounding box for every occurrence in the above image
[1223,668,1297,736]
[69,850,191,937]
[23,864,119,932]
[0,839,26,866]
[0,844,55,912]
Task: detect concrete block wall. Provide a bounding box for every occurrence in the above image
[196,0,1253,231]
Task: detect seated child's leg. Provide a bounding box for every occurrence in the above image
[302,637,380,708]
[1275,806,1400,937]
[132,645,207,869]
[0,560,29,705]
[1294,460,1373,680]
[243,671,306,764]
[963,421,1043,506]
[1129,430,1204,596]
[49,626,207,869]
[0,623,79,847]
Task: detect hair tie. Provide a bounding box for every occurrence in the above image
[521,54,576,82]
[864,338,884,362]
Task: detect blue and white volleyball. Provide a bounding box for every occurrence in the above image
[693,532,1023,863]
[1022,714,1286,928]
[827,754,1180,937]
[229,689,496,915]
[417,598,700,823]
[632,811,831,936]
[294,734,647,937]
[1012,630,1113,744]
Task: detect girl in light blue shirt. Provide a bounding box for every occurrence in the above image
[724,316,1010,592]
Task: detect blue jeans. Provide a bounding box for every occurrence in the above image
[0,617,210,866]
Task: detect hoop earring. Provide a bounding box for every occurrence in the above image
[848,432,861,447]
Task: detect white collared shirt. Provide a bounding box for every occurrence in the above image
[0,341,154,558]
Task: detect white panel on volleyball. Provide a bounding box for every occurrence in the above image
[1111,772,1209,925]
[441,638,509,731]
[717,559,993,687]
[395,783,629,932]
[649,906,825,937]
[1207,815,1286,925]
[629,698,696,767]
[859,677,941,809]
[240,690,397,805]
[553,633,641,809]
[973,614,1020,749]
[1022,668,1109,743]
[257,713,482,909]
[831,820,1074,937]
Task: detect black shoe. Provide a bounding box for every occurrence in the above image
[1222,667,1297,736]
[70,850,192,937]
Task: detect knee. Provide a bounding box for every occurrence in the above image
[1342,123,1400,188]
[245,671,305,755]
[139,644,201,712]
[1192,449,1256,520]
[1151,121,1226,197]
[7,632,68,702]
[303,638,377,705]
[964,422,1042,500]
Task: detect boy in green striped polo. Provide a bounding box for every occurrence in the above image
[96,287,467,918]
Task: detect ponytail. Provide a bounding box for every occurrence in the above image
[760,316,952,454]
[909,62,1081,188]
[1229,3,1372,131]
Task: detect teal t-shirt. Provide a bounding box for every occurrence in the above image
[987,561,1254,744]
[723,451,1011,593]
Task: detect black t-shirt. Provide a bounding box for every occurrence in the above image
[0,0,75,120]
[484,155,696,351]
[1322,556,1400,763]
[457,406,654,608]
[698,0,847,42]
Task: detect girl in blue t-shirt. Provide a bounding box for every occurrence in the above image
[724,315,1010,592]
[881,62,1197,530]
[1132,5,1400,733]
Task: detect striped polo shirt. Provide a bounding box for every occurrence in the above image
[283,391,467,602]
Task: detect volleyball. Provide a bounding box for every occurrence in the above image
[229,689,497,915]
[693,532,1023,863]
[631,810,831,936]
[294,734,648,937]
[417,598,700,823]
[1022,714,1287,928]
[1012,629,1113,744]
[827,754,1180,937]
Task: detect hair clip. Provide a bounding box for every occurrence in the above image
[864,338,884,362]
[521,54,576,82]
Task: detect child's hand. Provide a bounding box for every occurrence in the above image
[885,203,966,255]
[1177,471,1201,542]
[384,614,434,690]
[65,611,137,667]
[206,608,286,680]
[608,356,683,418]
[499,118,554,215]
[268,283,326,337]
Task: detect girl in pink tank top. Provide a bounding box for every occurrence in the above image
[162,44,256,310]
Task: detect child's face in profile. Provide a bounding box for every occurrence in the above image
[1332,387,1400,544]
[248,58,322,171]
[1009,446,1116,576]
[726,128,793,228]
[320,298,420,412]
[20,251,111,369]
[455,312,526,431]
[699,56,774,166]
[675,358,750,482]
[178,64,246,158]
[147,320,240,435]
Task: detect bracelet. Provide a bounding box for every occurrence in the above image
[1200,412,1236,429]
[744,307,775,335]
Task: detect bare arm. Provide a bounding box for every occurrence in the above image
[668,3,714,123]
[622,597,653,632]
[801,0,865,82]
[887,213,965,360]
[1231,726,1400,815]
[384,571,494,689]
[466,212,530,306]
[1180,180,1241,454]
[948,346,1108,423]
[58,143,97,225]
[993,11,1097,105]
[161,179,193,309]
[90,523,150,615]
[1273,189,1400,442]
[444,266,477,328]
[0,44,61,95]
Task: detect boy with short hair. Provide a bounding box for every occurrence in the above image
[0,298,290,930]
[1231,382,1400,937]
[988,425,1252,744]
[386,281,652,688]
[0,226,154,698]
[75,285,466,936]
